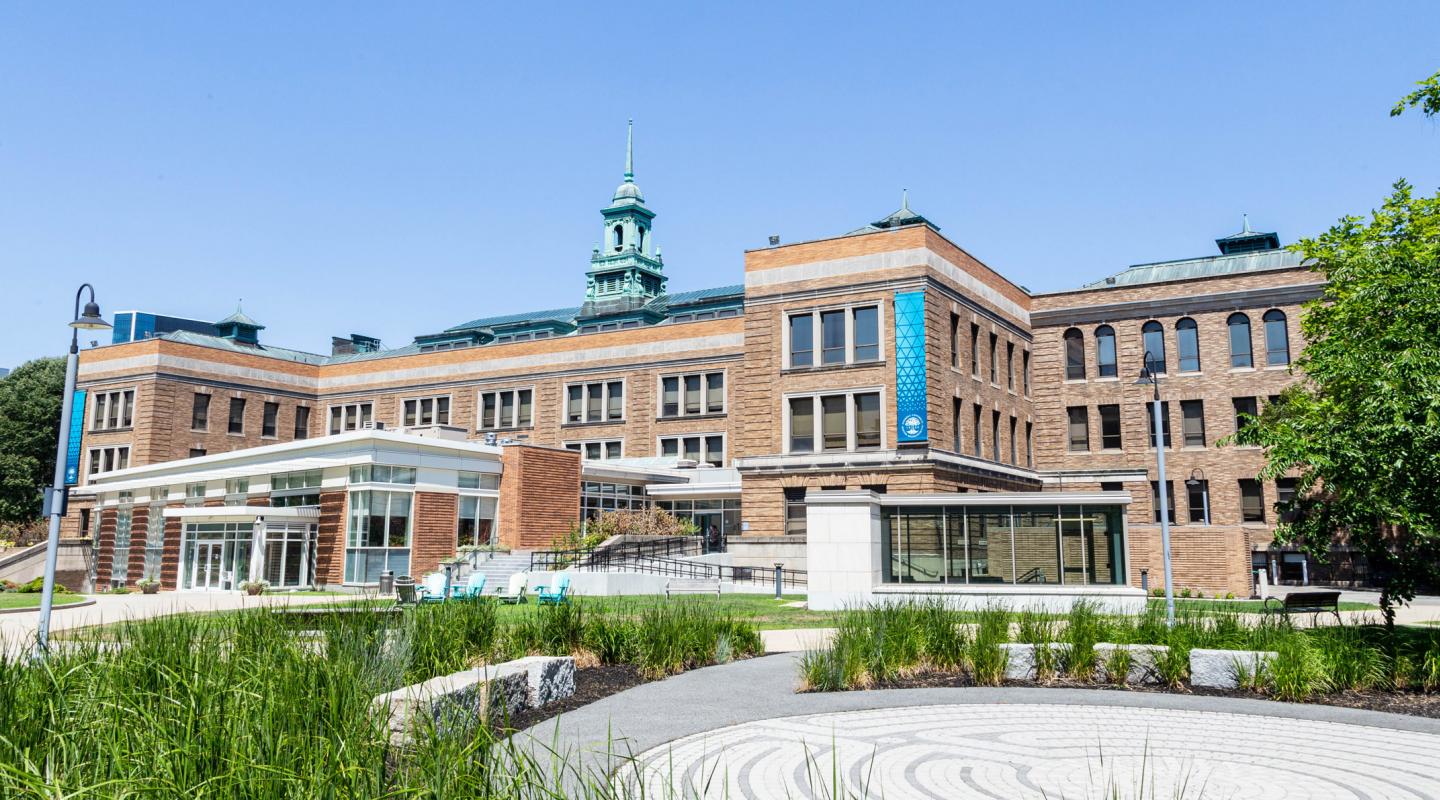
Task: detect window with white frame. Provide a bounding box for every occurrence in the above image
[457,471,501,490]
[184,482,207,506]
[564,440,623,460]
[565,381,624,423]
[658,434,725,466]
[659,371,724,417]
[786,304,881,368]
[402,395,450,427]
[87,446,130,477]
[479,388,533,429]
[90,388,135,431]
[457,495,497,548]
[785,389,883,453]
[271,469,323,507]
[328,402,373,434]
[345,490,412,583]
[349,464,416,485]
[224,478,249,499]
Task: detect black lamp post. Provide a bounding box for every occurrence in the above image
[1135,352,1175,628]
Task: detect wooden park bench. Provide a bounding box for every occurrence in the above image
[1263,590,1342,623]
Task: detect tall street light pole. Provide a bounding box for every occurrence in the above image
[35,284,111,658]
[1135,352,1175,628]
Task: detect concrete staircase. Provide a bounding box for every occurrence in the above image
[456,551,534,592]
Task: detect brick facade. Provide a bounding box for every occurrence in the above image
[498,444,580,549]
[411,492,459,577]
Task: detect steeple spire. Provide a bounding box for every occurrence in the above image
[624,119,634,182]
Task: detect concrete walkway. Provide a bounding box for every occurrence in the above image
[0,591,359,653]
[516,653,1440,799]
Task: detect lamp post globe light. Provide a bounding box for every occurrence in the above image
[35,284,111,658]
[1135,352,1176,628]
[1185,467,1210,526]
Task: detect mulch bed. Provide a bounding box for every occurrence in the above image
[502,664,649,733]
[822,671,1440,718]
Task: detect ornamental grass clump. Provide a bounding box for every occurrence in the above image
[918,600,968,671]
[1060,601,1109,680]
[968,605,1011,687]
[1268,632,1329,701]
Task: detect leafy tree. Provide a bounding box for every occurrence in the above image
[0,357,66,525]
[1391,69,1440,118]
[1233,181,1440,638]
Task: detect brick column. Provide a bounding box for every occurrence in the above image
[161,508,183,590]
[125,506,149,587]
[314,490,347,586]
[411,492,458,576]
[94,509,117,586]
[498,444,581,550]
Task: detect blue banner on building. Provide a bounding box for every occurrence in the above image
[893,290,928,443]
[64,389,86,485]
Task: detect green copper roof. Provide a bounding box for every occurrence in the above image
[161,331,323,364]
[444,306,582,333]
[662,284,744,305]
[1075,249,1309,291]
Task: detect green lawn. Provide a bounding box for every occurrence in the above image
[1148,597,1377,614]
[0,593,85,610]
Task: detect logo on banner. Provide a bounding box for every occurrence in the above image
[902,414,924,439]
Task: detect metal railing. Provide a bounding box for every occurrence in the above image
[621,555,807,588]
[529,536,700,572]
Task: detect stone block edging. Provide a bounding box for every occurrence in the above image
[999,642,1071,680]
[1093,643,1167,684]
[1190,647,1277,689]
[373,655,575,743]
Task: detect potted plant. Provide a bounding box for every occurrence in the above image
[137,577,161,595]
[240,580,268,596]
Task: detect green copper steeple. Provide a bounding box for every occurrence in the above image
[581,120,666,319]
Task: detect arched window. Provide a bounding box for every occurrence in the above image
[1263,309,1290,366]
[1063,328,1085,380]
[1095,325,1117,378]
[1142,320,1166,374]
[1228,313,1253,368]
[613,224,624,250]
[1176,317,1200,372]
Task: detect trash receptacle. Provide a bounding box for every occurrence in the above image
[378,570,395,596]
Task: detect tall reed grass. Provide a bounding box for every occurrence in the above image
[0,598,760,798]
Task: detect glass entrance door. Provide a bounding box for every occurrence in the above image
[192,541,224,590]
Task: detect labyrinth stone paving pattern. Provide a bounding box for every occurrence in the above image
[626,703,1440,799]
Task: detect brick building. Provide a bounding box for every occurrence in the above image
[64,130,1324,600]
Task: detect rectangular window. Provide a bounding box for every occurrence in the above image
[479,388,533,429]
[185,482,207,502]
[952,397,963,452]
[820,309,846,365]
[262,402,279,438]
[788,313,813,368]
[402,395,451,427]
[1233,396,1259,435]
[1145,401,1172,448]
[228,398,246,434]
[345,490,412,584]
[1187,479,1210,523]
[564,440,623,461]
[457,470,500,490]
[1022,350,1031,395]
[457,495,497,548]
[348,464,417,485]
[565,382,623,423]
[224,477,249,498]
[1151,480,1177,524]
[852,306,879,361]
[87,445,131,477]
[788,397,815,453]
[989,333,998,383]
[786,390,882,453]
[1006,342,1015,391]
[973,404,983,456]
[1066,407,1090,452]
[90,388,136,432]
[705,372,724,413]
[949,313,960,368]
[328,402,373,435]
[658,434,725,467]
[991,410,1001,461]
[189,448,207,458]
[294,406,310,439]
[1008,416,1017,464]
[1240,479,1265,522]
[1099,404,1122,450]
[271,469,323,492]
[1025,421,1034,467]
[784,487,807,536]
[970,323,980,376]
[191,393,210,431]
[684,374,702,415]
[1180,399,1205,448]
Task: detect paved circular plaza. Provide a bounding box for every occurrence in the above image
[625,703,1440,799]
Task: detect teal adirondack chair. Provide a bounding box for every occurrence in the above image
[454,572,487,600]
[536,574,571,605]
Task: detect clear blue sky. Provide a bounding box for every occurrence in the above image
[2,2,1437,367]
